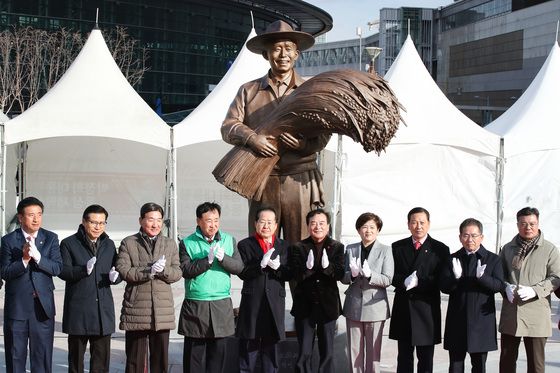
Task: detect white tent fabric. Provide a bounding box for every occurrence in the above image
[173,29,269,239]
[485,42,560,247]
[173,28,269,147]
[0,111,8,122]
[1,29,169,239]
[340,35,501,250]
[4,29,170,149]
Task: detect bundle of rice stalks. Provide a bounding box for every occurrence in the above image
[213,69,404,200]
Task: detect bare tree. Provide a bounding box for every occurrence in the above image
[104,26,148,88]
[0,26,148,116]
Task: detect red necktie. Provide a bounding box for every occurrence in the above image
[414,241,422,250]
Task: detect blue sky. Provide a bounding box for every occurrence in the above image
[304,0,453,41]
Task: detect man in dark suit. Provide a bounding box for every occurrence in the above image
[0,196,63,373]
[441,218,504,373]
[236,206,291,373]
[59,204,121,373]
[290,209,344,373]
[389,207,450,373]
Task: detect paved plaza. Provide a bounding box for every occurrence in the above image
[1,276,560,372]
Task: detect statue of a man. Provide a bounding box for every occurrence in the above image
[221,20,331,244]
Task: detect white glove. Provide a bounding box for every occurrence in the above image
[517,285,537,301]
[86,257,97,275]
[349,255,360,278]
[215,245,225,261]
[361,260,372,278]
[476,259,487,278]
[109,266,119,283]
[151,255,166,275]
[260,248,275,269]
[268,256,281,270]
[208,244,215,264]
[505,283,516,303]
[306,249,314,270]
[404,270,418,291]
[452,258,462,279]
[29,241,41,263]
[321,249,329,269]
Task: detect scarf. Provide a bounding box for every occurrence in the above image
[255,233,275,254]
[512,232,540,270]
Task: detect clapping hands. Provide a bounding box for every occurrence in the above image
[151,255,166,275]
[348,255,360,278]
[404,270,418,291]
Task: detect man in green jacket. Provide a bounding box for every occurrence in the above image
[499,207,560,373]
[178,201,243,373]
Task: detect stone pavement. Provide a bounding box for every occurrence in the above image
[1,276,560,372]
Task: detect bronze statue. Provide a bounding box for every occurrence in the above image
[216,20,402,244]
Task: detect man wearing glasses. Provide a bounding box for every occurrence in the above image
[236,206,291,373]
[441,218,504,373]
[59,204,121,373]
[498,207,560,373]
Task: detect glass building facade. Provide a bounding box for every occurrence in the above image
[0,0,331,114]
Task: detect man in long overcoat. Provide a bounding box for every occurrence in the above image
[236,206,291,372]
[59,204,121,372]
[289,209,344,373]
[498,207,560,373]
[441,218,504,373]
[389,207,450,373]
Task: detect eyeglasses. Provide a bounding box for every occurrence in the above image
[460,233,481,239]
[518,222,538,228]
[87,220,107,227]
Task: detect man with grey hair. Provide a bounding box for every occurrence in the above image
[499,207,560,373]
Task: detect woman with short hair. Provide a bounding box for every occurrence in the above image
[342,212,394,373]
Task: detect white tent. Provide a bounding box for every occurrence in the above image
[1,28,170,239]
[340,35,501,250]
[172,28,269,239]
[485,41,560,247]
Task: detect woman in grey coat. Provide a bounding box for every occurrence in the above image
[342,212,394,373]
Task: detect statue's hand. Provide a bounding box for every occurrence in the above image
[247,134,277,157]
[279,133,306,151]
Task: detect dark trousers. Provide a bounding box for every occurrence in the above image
[68,334,111,373]
[448,350,487,373]
[396,339,435,373]
[239,337,279,373]
[183,337,227,373]
[295,317,336,373]
[4,299,54,373]
[499,333,546,373]
[125,330,169,373]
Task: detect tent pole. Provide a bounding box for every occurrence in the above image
[495,137,505,253]
[331,134,343,240]
[170,128,178,242]
[1,124,6,236]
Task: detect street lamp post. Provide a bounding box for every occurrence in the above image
[356,26,362,71]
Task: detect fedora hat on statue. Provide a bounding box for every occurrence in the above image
[247,20,315,54]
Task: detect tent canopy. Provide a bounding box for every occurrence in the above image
[485,42,560,157]
[385,35,500,157]
[340,35,500,249]
[4,28,170,149]
[173,28,270,148]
